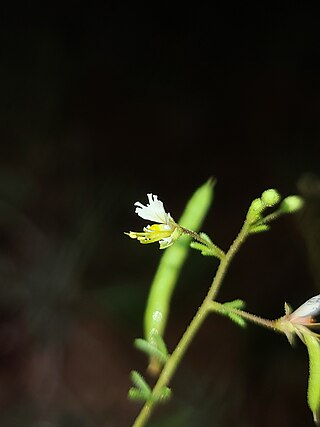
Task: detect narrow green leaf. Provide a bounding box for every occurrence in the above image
[190,241,214,256]
[130,370,151,395]
[134,338,169,364]
[210,300,247,328]
[198,232,214,245]
[228,312,247,328]
[151,332,169,358]
[224,299,246,310]
[303,333,320,424]
[249,224,270,234]
[190,240,224,258]
[199,233,225,259]
[128,387,149,402]
[190,241,208,252]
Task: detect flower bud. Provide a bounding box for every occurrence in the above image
[246,198,265,223]
[261,189,281,207]
[280,195,304,213]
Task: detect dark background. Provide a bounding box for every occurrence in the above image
[0,3,320,426]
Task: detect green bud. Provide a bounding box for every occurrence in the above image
[280,195,304,214]
[251,198,265,212]
[261,189,281,207]
[246,198,265,223]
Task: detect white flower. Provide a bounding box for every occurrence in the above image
[277,294,320,346]
[125,194,181,249]
[289,294,320,325]
[134,194,172,224]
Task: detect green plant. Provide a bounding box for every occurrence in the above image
[125,180,320,426]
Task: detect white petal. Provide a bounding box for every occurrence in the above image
[291,294,320,319]
[159,236,174,249]
[134,193,170,224]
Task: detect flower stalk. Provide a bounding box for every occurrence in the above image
[127,187,306,426]
[132,220,252,427]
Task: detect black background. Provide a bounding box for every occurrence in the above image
[0,3,320,426]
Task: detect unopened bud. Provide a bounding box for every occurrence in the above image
[261,189,281,207]
[280,195,304,214]
[246,198,265,223]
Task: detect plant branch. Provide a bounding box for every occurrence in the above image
[209,301,278,330]
[131,222,251,427]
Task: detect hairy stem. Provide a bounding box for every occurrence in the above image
[209,301,278,330]
[132,223,250,427]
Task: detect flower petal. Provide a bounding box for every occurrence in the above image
[134,194,171,224]
[290,295,320,323]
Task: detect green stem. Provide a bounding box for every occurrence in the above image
[206,223,249,301]
[255,209,282,226]
[132,223,250,427]
[209,301,278,331]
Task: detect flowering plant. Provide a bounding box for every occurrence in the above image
[125,181,315,426]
